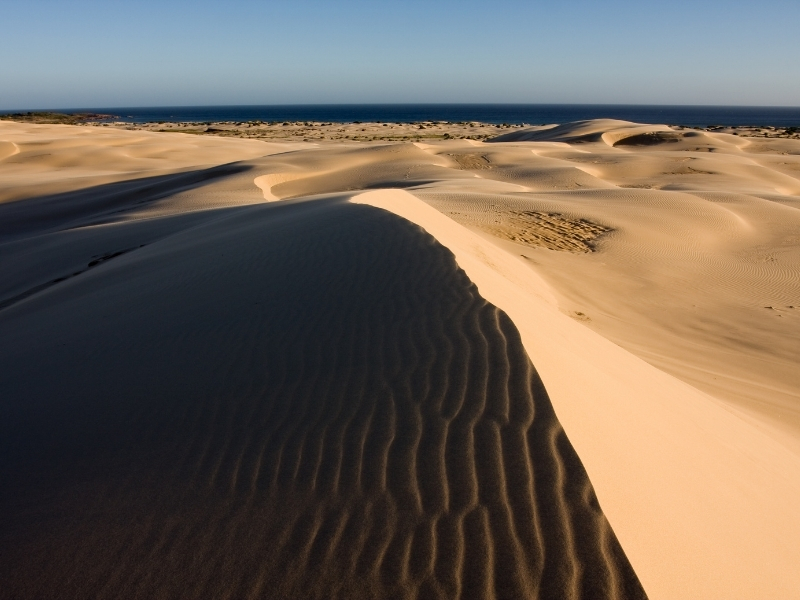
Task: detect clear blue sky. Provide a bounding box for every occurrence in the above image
[2,0,798,109]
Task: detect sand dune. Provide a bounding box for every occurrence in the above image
[0,188,644,598]
[352,188,800,600]
[489,120,672,146]
[2,120,800,598]
[0,141,19,161]
[0,121,301,205]
[234,122,800,457]
[254,171,316,201]
[0,164,254,240]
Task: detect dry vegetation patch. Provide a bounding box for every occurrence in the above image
[482,210,613,253]
[0,112,115,124]
[446,153,493,170]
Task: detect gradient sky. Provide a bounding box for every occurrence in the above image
[2,0,799,109]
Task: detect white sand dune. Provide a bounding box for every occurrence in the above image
[0,123,646,599]
[0,121,304,205]
[0,141,19,161]
[353,189,800,600]
[1,120,800,599]
[0,197,644,599]
[254,171,315,200]
[489,120,673,146]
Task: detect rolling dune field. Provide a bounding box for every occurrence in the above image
[1,119,800,599]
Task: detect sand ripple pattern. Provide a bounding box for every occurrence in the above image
[0,200,645,600]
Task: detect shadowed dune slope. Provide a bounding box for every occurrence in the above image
[0,199,645,600]
[0,163,253,240]
[487,120,669,145]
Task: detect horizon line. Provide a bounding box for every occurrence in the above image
[3,101,800,113]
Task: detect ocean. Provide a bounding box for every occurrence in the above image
[4,104,800,127]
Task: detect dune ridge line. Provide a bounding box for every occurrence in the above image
[350,188,800,600]
[0,196,646,599]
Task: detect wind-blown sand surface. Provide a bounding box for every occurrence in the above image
[1,119,799,599]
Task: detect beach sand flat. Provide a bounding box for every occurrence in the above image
[1,119,799,599]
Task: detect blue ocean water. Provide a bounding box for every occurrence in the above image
[5,104,800,127]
